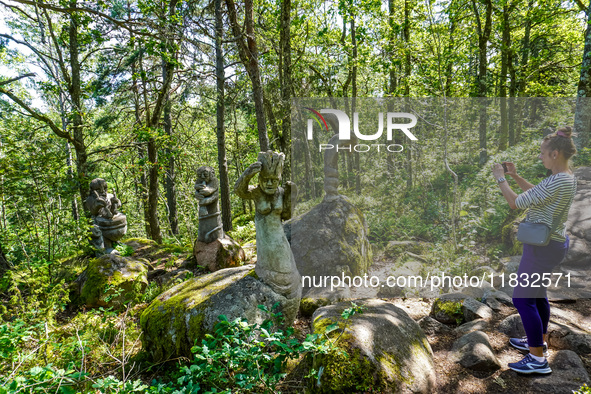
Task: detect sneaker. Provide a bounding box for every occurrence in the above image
[509,336,549,357]
[508,354,552,374]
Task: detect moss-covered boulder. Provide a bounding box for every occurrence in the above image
[193,236,245,272]
[311,299,436,393]
[430,293,469,325]
[284,195,372,280]
[74,254,148,309]
[140,264,300,361]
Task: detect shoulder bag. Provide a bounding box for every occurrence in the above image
[516,198,570,246]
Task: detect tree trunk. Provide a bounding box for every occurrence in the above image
[163,85,179,235]
[280,0,292,180]
[404,0,411,96]
[508,30,517,147]
[498,5,510,151]
[574,1,591,150]
[226,0,269,151]
[351,13,361,194]
[404,0,413,188]
[215,0,233,232]
[387,0,397,176]
[472,0,492,165]
[0,240,9,279]
[69,0,89,205]
[131,45,151,237]
[145,0,178,244]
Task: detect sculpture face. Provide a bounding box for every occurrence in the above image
[92,181,108,198]
[196,169,211,185]
[259,175,280,195]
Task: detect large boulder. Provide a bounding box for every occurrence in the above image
[564,167,591,268]
[74,254,148,309]
[193,236,245,272]
[530,350,590,393]
[311,299,436,393]
[140,265,300,361]
[284,195,372,280]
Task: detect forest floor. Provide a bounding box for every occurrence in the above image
[53,239,590,393]
[290,248,591,394]
[291,296,591,394]
[133,239,591,393]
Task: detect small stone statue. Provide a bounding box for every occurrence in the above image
[84,178,127,255]
[234,151,301,299]
[195,166,224,243]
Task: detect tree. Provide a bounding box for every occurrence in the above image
[226,0,270,151]
[280,0,292,180]
[472,0,493,165]
[215,0,233,232]
[574,0,591,150]
[0,1,95,210]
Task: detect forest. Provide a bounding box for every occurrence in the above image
[1,0,591,392]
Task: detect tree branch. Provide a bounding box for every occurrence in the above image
[0,73,35,86]
[0,86,73,143]
[10,0,158,38]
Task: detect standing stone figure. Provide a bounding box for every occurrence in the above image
[195,166,224,243]
[84,178,127,255]
[234,151,301,299]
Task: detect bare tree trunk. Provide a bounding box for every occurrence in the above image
[131,45,151,237]
[472,0,492,165]
[215,0,232,232]
[68,0,89,205]
[351,13,361,194]
[163,86,178,235]
[508,33,517,147]
[145,0,178,244]
[386,0,397,176]
[280,0,292,180]
[226,0,270,151]
[404,0,413,188]
[498,4,510,151]
[574,1,591,150]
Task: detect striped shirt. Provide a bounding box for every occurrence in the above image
[515,172,577,242]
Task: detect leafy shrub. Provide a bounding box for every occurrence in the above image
[115,242,135,257]
[228,221,256,244]
[575,384,591,394]
[147,303,363,393]
[0,365,83,394]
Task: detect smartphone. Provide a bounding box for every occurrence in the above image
[502,163,508,173]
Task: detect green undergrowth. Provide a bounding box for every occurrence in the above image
[0,301,363,393]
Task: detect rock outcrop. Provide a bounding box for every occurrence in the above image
[74,254,147,309]
[311,299,436,393]
[140,265,300,361]
[284,195,372,280]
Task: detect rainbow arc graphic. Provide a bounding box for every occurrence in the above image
[304,107,329,132]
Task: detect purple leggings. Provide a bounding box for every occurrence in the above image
[512,236,569,348]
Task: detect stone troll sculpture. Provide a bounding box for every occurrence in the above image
[83,178,127,255]
[195,166,224,243]
[234,151,301,299]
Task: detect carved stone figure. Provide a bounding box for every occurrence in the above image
[234,151,301,299]
[84,178,127,255]
[195,166,224,243]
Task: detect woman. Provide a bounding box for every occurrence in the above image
[491,126,577,374]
